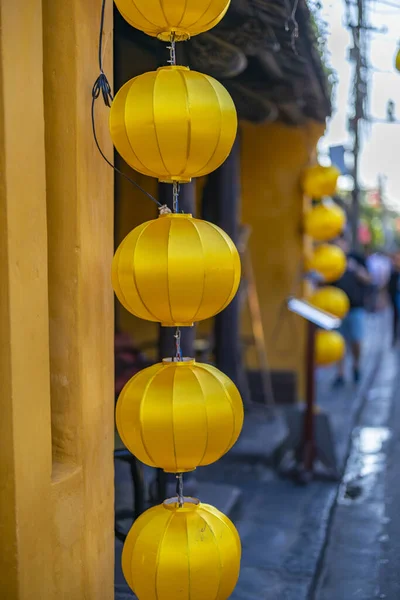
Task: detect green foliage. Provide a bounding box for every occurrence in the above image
[307,0,338,101]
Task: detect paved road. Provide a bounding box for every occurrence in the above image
[115,312,390,600]
[314,334,400,599]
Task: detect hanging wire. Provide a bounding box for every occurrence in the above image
[174,327,183,361]
[176,473,184,507]
[167,32,177,66]
[91,0,162,207]
[172,182,180,213]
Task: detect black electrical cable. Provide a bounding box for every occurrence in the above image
[91,0,161,207]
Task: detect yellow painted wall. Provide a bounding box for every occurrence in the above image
[0,0,114,597]
[241,121,323,396]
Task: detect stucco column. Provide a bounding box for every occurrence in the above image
[0,0,115,597]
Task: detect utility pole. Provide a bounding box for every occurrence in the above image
[348,0,366,251]
[346,0,385,250]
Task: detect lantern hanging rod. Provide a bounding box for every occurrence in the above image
[176,473,184,507]
[172,181,180,213]
[167,32,177,66]
[174,327,183,361]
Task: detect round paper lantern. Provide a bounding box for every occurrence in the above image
[304,203,346,242]
[122,498,241,600]
[109,66,237,183]
[114,0,230,41]
[309,286,350,319]
[395,46,400,72]
[116,358,244,472]
[112,213,241,326]
[302,165,340,199]
[306,244,346,283]
[315,330,345,366]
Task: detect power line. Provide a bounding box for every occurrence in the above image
[368,0,400,9]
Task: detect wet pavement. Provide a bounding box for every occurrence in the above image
[115,312,395,599]
[314,322,400,600]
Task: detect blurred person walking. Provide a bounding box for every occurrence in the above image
[332,236,371,387]
[366,251,391,312]
[388,250,400,345]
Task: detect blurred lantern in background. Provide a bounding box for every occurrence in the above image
[112,213,241,326]
[315,330,345,366]
[395,42,400,72]
[309,286,350,319]
[304,201,346,242]
[114,0,230,40]
[122,498,241,600]
[109,66,237,182]
[305,244,347,283]
[301,164,340,199]
[116,359,244,473]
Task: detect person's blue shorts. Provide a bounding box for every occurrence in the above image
[396,292,400,314]
[339,307,365,344]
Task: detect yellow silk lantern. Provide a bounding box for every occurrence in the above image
[109,66,237,183]
[302,165,340,199]
[395,45,400,72]
[112,213,241,326]
[116,358,244,472]
[122,498,241,600]
[315,330,345,366]
[306,244,346,283]
[309,286,350,319]
[304,202,346,242]
[114,0,230,41]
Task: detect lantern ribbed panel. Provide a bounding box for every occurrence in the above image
[114,0,230,40]
[111,214,241,326]
[122,500,241,600]
[302,165,340,199]
[109,66,237,183]
[116,359,244,472]
[309,286,350,319]
[306,244,346,283]
[315,330,345,366]
[304,203,346,242]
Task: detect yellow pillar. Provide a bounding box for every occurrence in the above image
[0,0,114,597]
[241,121,323,397]
[0,0,53,596]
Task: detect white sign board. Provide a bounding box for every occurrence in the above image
[287,297,342,331]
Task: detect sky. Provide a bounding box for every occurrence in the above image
[318,0,400,211]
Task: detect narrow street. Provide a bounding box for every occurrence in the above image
[115,313,399,600]
[314,326,400,599]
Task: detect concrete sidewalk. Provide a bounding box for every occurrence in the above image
[115,311,388,599]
